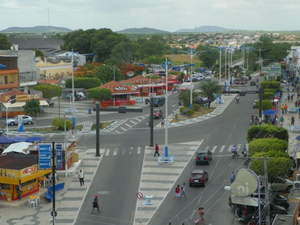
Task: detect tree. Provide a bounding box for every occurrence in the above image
[0,34,11,50]
[137,40,164,59]
[197,49,219,68]
[65,78,101,89]
[110,42,138,64]
[179,90,196,107]
[248,138,288,156]
[23,99,40,116]
[247,124,289,142]
[254,100,273,110]
[88,88,112,101]
[34,85,62,100]
[198,81,223,108]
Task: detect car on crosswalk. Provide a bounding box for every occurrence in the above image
[195,150,212,165]
[189,169,208,187]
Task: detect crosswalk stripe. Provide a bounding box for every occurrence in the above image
[122,149,126,155]
[100,149,105,155]
[105,149,110,156]
[227,144,234,152]
[237,144,241,151]
[129,147,133,154]
[137,147,141,154]
[204,146,209,151]
[121,127,127,131]
[113,148,118,156]
[211,146,217,153]
[219,145,225,152]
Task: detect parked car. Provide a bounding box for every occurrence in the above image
[194,97,209,105]
[204,76,211,81]
[6,115,35,126]
[189,169,208,187]
[268,176,294,192]
[153,109,163,119]
[250,80,257,86]
[195,150,212,165]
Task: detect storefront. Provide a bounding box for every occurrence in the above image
[0,153,51,201]
[98,81,139,107]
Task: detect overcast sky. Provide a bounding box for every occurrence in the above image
[1,0,300,32]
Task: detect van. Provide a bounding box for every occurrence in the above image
[145,96,165,107]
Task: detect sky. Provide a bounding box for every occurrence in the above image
[1,0,300,32]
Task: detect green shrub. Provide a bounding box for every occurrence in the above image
[179,107,194,116]
[254,100,273,110]
[52,118,72,131]
[193,104,200,111]
[260,81,280,92]
[264,89,276,94]
[262,92,274,100]
[247,124,289,142]
[250,151,291,177]
[248,138,288,155]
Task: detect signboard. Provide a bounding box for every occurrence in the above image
[38,144,52,169]
[231,195,258,207]
[136,192,143,199]
[56,144,63,169]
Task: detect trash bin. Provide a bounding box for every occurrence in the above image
[88,109,91,114]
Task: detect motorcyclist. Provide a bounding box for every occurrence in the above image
[242,145,247,157]
[236,95,240,103]
[232,145,238,156]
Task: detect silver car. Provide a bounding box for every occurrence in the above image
[6,115,35,126]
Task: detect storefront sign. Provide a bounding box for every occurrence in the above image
[38,144,52,169]
[0,169,18,178]
[22,165,38,176]
[115,86,128,91]
[56,144,62,169]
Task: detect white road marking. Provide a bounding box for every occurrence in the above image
[105,149,110,156]
[219,145,225,152]
[211,146,217,153]
[113,148,118,156]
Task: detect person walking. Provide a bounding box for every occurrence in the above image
[291,116,295,126]
[279,116,284,127]
[161,118,165,128]
[174,184,181,200]
[181,183,187,199]
[16,183,22,200]
[92,195,100,214]
[281,104,285,114]
[230,172,236,183]
[284,104,288,114]
[78,169,85,186]
[154,144,160,157]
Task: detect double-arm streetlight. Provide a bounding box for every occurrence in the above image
[187,48,196,110]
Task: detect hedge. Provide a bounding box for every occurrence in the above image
[66,77,101,89]
[247,124,289,142]
[248,138,288,155]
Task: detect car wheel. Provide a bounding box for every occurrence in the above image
[10,122,15,126]
[196,162,199,165]
[287,186,293,191]
[189,183,192,187]
[27,121,33,124]
[207,161,210,165]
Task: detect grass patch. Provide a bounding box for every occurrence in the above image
[171,107,216,123]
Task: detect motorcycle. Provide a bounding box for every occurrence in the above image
[236,98,240,103]
[232,151,239,159]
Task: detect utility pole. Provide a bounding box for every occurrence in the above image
[264,156,271,225]
[259,87,263,124]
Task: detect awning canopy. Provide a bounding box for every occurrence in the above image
[2,100,49,108]
[2,142,33,155]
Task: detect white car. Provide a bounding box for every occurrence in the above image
[204,76,211,81]
[6,115,35,126]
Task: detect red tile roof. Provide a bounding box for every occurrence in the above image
[0,153,38,170]
[0,89,27,102]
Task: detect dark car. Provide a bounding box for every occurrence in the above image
[194,97,209,105]
[153,109,163,119]
[189,169,208,187]
[250,80,257,86]
[195,150,212,165]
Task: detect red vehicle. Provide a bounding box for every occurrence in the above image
[153,109,163,119]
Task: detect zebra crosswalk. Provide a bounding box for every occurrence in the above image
[78,146,143,157]
[103,115,149,133]
[203,144,248,153]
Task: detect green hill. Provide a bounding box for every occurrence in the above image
[117,27,170,34]
[1,26,72,33]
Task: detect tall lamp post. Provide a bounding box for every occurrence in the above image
[187,48,196,110]
[66,50,78,129]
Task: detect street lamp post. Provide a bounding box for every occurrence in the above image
[187,48,196,110]
[164,58,170,157]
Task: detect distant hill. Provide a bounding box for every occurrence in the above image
[117,27,170,34]
[1,26,72,33]
[176,25,242,33]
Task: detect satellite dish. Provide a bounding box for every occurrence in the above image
[127,71,134,77]
[66,129,82,141]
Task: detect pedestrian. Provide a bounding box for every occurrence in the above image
[161,118,165,128]
[174,184,181,200]
[284,104,288,114]
[255,116,259,125]
[291,95,294,101]
[287,94,290,101]
[291,116,295,126]
[172,109,176,118]
[295,101,298,108]
[92,195,100,214]
[250,115,254,126]
[16,183,22,200]
[154,143,160,157]
[181,183,187,199]
[198,207,205,224]
[281,104,285,114]
[78,169,85,186]
[230,172,235,183]
[279,116,284,127]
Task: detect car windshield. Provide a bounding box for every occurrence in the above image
[154,110,160,113]
[192,173,202,176]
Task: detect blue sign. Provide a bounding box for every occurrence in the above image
[38,144,52,169]
[56,144,62,169]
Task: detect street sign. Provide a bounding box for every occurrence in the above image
[38,144,52,169]
[136,192,143,199]
[50,210,57,217]
[56,144,62,169]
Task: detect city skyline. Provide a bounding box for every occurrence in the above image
[1,0,299,32]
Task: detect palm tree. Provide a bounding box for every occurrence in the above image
[199,81,223,108]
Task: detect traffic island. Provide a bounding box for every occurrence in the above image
[157,155,174,164]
